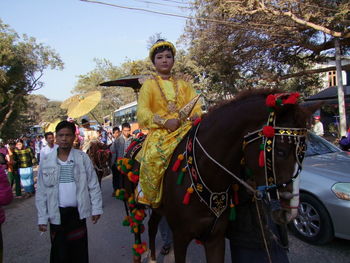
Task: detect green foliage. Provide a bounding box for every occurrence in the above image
[0,19,63,139]
[182,0,350,100]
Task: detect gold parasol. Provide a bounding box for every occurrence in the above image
[45,119,61,132]
[60,94,81,109]
[67,91,102,118]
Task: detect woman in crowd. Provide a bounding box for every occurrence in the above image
[0,166,13,261]
[6,141,21,198]
[14,139,36,198]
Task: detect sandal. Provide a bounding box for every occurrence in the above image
[160,244,171,255]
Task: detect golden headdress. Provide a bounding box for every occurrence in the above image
[149,40,176,61]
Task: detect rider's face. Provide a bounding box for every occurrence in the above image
[153,50,174,76]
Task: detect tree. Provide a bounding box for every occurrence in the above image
[183,0,350,97]
[0,20,63,138]
[24,94,66,126]
[71,58,139,123]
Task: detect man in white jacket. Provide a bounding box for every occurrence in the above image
[36,120,103,263]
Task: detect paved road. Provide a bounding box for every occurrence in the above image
[3,175,350,263]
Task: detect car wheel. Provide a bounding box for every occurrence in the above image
[289,193,334,245]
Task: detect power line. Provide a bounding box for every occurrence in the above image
[81,0,281,33]
[124,0,191,9]
[158,0,191,5]
[80,0,244,27]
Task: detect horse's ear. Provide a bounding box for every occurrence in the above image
[300,101,324,118]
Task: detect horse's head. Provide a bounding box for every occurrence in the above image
[88,141,112,177]
[241,93,319,225]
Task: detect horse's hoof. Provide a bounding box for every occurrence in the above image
[133,255,141,263]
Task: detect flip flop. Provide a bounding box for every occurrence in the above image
[160,244,171,255]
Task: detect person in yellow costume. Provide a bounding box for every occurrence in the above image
[136,39,202,207]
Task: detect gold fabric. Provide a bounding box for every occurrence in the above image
[136,75,202,207]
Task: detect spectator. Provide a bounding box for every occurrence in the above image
[14,139,36,198]
[112,126,120,142]
[6,141,21,198]
[109,123,132,194]
[34,135,44,164]
[0,166,13,261]
[36,120,103,263]
[40,132,58,161]
[0,139,8,172]
[312,116,324,136]
[80,119,99,152]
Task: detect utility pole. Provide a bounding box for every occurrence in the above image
[335,38,347,137]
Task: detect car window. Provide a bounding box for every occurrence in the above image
[306,132,341,156]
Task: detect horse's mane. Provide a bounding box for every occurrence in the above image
[203,88,309,127]
[205,88,281,116]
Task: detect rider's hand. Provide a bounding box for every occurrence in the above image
[38,224,47,232]
[164,119,180,132]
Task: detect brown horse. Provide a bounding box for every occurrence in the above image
[123,89,318,263]
[87,141,111,186]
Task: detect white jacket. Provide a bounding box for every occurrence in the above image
[36,148,103,225]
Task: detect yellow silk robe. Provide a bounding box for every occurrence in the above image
[136,75,202,207]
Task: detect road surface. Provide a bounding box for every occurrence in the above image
[3,175,350,262]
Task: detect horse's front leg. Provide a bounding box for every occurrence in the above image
[148,211,162,262]
[203,234,226,263]
[173,232,192,263]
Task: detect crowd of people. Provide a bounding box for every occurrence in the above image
[0,117,146,261]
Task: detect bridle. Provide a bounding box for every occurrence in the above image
[243,110,307,201]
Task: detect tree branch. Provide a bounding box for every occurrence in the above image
[266,64,350,82]
[0,99,16,132]
[265,7,350,38]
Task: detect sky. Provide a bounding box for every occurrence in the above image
[0,0,191,101]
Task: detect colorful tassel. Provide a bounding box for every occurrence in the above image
[115,188,126,200]
[176,168,186,185]
[183,187,194,205]
[193,117,202,126]
[122,216,133,226]
[172,154,184,172]
[127,171,139,183]
[132,242,147,256]
[232,184,239,205]
[229,203,236,221]
[259,143,265,167]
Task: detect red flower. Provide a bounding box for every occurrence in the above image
[283,93,300,105]
[263,126,275,138]
[266,95,276,107]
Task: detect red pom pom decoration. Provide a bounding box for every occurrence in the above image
[283,93,300,105]
[262,126,275,138]
[266,94,276,107]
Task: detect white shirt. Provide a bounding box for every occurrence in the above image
[312,121,324,136]
[57,157,78,208]
[40,144,58,160]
